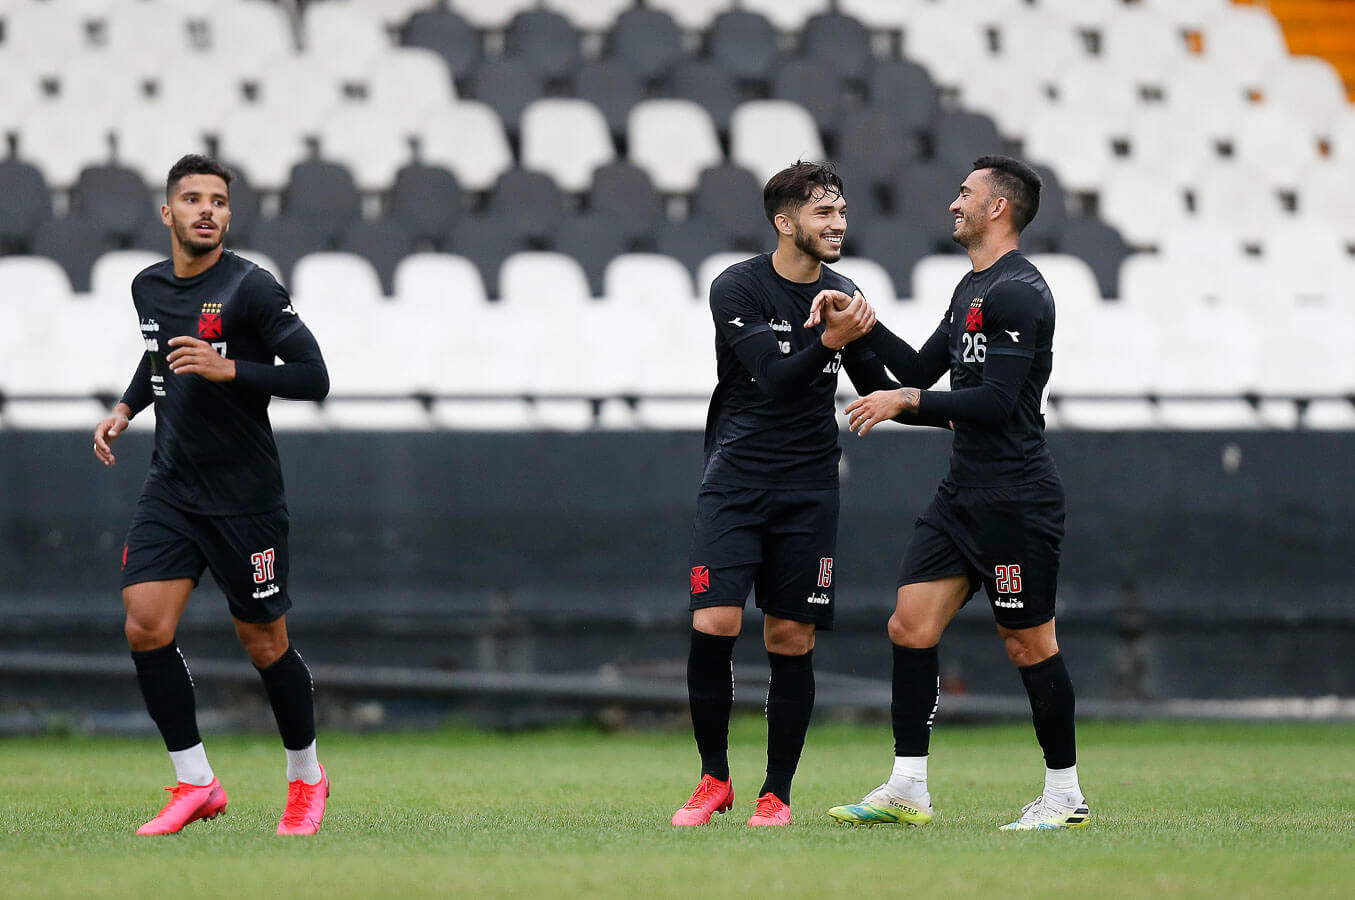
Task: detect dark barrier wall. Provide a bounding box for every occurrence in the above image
[2,429,1352,698]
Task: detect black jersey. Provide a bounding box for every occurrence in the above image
[918,249,1057,487]
[702,253,879,490]
[129,251,306,515]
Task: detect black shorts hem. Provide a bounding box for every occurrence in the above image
[995,609,1056,630]
[228,601,292,625]
[897,567,974,590]
[689,596,748,611]
[120,571,203,590]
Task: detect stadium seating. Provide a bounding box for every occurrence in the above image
[1,0,1351,432]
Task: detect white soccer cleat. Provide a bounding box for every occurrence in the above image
[999,793,1091,831]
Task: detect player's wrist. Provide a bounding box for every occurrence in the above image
[820,334,845,352]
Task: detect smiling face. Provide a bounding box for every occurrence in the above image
[949,169,997,250]
[786,185,847,263]
[162,173,231,258]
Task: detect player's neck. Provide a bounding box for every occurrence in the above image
[172,243,225,279]
[770,245,822,284]
[966,234,1019,273]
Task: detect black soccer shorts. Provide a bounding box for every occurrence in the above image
[687,483,839,629]
[120,494,293,624]
[897,474,1065,630]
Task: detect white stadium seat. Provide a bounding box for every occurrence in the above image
[1021,107,1116,194]
[201,2,296,70]
[216,105,311,191]
[115,105,214,188]
[627,100,724,194]
[544,0,636,31]
[900,5,992,90]
[831,257,898,305]
[447,0,536,30]
[696,252,754,302]
[255,56,347,135]
[642,0,730,31]
[16,106,112,189]
[1098,164,1192,247]
[90,251,162,304]
[318,105,416,192]
[499,252,593,307]
[1191,163,1292,245]
[1261,56,1350,134]
[302,2,392,76]
[394,253,489,309]
[729,100,826,186]
[910,255,973,307]
[362,48,457,131]
[520,99,617,194]
[739,0,828,32]
[1230,106,1323,188]
[602,254,697,309]
[416,101,515,193]
[104,1,197,57]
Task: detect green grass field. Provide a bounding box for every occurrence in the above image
[3,718,1354,898]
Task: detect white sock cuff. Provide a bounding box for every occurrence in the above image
[285,739,322,785]
[1044,764,1080,797]
[168,743,214,786]
[891,755,928,784]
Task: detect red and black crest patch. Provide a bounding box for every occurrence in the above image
[965,297,983,332]
[198,301,223,339]
[690,566,710,594]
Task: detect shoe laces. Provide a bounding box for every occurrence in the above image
[682,775,725,809]
[280,780,311,827]
[752,794,785,818]
[1018,794,1068,824]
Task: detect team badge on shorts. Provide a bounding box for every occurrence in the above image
[690,566,710,594]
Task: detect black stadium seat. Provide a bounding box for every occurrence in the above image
[773,59,848,133]
[446,214,531,300]
[505,9,581,82]
[931,110,1009,169]
[488,168,567,243]
[470,58,547,136]
[573,61,645,140]
[399,7,481,87]
[31,215,110,292]
[587,161,665,246]
[691,164,767,248]
[707,10,781,85]
[71,164,158,244]
[656,218,735,279]
[340,218,416,296]
[666,59,741,134]
[551,213,633,297]
[283,159,362,246]
[865,59,940,131]
[851,217,937,298]
[217,164,261,247]
[247,215,326,287]
[0,158,53,253]
[1056,216,1132,299]
[801,12,874,84]
[389,163,463,245]
[606,7,684,84]
[837,109,925,189]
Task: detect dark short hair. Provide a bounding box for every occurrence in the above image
[762,160,844,226]
[166,154,233,200]
[971,155,1041,232]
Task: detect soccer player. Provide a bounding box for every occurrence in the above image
[818,156,1090,831]
[672,161,889,828]
[92,154,332,836]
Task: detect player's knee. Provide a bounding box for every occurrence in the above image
[124,616,172,651]
[1002,634,1051,667]
[235,626,287,667]
[763,619,815,655]
[887,612,937,648]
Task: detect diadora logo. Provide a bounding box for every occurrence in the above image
[281,303,297,316]
[139,318,159,333]
[806,592,831,606]
[690,566,710,594]
[770,319,792,333]
[727,317,744,328]
[1005,330,1021,342]
[993,597,1024,609]
[198,301,223,339]
[251,583,280,600]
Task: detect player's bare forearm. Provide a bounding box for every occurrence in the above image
[166,335,236,382]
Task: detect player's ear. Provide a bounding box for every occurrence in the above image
[990,195,1008,222]
[773,212,794,237]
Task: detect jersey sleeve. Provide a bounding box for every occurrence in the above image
[980,280,1043,359]
[241,267,305,351]
[709,272,772,347]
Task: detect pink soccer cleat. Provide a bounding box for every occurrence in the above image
[746,792,792,827]
[136,778,228,835]
[670,774,733,826]
[276,764,330,835]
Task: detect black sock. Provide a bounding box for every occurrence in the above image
[256,645,316,751]
[760,649,814,805]
[892,644,940,758]
[688,629,737,781]
[1020,652,1077,770]
[131,642,201,752]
